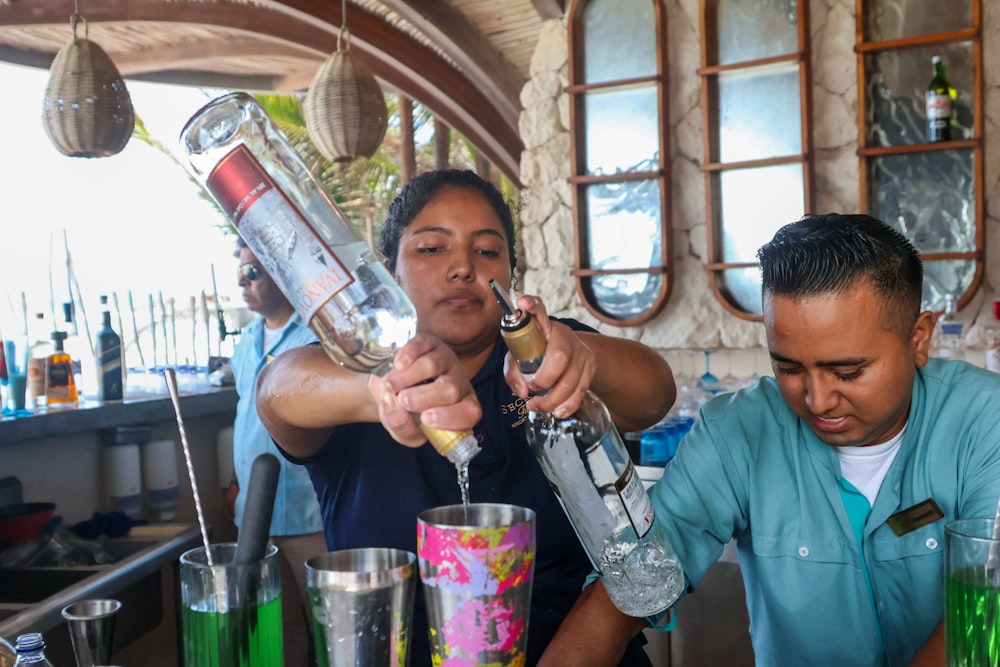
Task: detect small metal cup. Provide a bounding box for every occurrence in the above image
[61,598,121,667]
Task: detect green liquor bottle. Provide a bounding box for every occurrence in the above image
[926,55,956,143]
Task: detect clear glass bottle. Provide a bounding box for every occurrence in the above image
[27,312,52,412]
[179,92,480,466]
[96,294,124,401]
[985,300,1000,374]
[12,632,55,666]
[935,293,965,361]
[926,55,955,143]
[61,302,90,400]
[490,280,684,617]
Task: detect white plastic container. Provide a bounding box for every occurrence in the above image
[142,439,179,522]
[104,443,142,518]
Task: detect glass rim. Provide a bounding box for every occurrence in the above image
[179,541,278,567]
[945,517,1000,541]
[305,547,415,574]
[417,502,536,529]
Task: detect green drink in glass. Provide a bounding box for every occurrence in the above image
[179,542,284,667]
[945,518,1000,666]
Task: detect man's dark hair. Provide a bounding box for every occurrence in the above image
[757,213,923,333]
[379,169,516,273]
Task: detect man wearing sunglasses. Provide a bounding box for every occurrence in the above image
[225,239,325,667]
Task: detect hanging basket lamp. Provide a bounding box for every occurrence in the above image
[41,12,135,158]
[304,26,388,163]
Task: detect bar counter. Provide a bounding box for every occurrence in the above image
[0,386,237,448]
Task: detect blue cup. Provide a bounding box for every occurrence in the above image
[2,339,30,416]
[640,425,670,467]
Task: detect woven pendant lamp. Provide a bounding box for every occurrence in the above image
[304,2,388,163]
[41,11,135,158]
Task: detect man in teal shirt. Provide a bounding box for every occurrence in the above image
[538,214,1000,666]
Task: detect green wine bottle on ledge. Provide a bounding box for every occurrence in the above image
[926,55,956,143]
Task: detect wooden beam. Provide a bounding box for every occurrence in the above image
[398,93,416,183]
[375,0,524,128]
[532,0,566,20]
[110,36,317,76]
[0,0,524,183]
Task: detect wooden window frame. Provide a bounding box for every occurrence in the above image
[566,0,672,327]
[855,0,984,311]
[698,0,815,321]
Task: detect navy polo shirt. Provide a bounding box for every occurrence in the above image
[292,323,651,666]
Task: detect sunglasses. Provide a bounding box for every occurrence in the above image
[238,263,262,282]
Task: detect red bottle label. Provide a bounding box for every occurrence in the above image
[206,145,354,321]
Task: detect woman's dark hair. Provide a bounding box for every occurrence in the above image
[379,169,516,273]
[757,213,923,333]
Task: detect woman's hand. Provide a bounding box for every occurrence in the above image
[504,294,596,419]
[368,333,483,447]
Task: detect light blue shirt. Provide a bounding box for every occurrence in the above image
[231,312,322,536]
[649,358,1000,667]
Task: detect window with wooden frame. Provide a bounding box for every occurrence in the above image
[698,0,814,320]
[856,0,983,312]
[566,0,670,326]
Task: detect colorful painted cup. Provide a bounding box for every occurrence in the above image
[417,503,535,666]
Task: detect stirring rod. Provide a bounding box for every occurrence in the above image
[163,367,214,566]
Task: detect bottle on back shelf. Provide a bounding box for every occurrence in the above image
[61,301,90,399]
[96,294,124,401]
[490,279,684,618]
[45,330,78,408]
[27,312,52,412]
[985,300,1000,373]
[926,55,955,143]
[179,92,480,467]
[934,293,965,361]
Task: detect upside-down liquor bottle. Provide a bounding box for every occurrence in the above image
[490,280,684,617]
[179,92,479,467]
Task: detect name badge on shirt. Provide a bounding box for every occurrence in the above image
[886,498,944,536]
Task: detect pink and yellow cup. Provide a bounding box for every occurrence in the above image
[416,503,535,667]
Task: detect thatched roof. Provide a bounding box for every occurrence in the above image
[0,0,565,179]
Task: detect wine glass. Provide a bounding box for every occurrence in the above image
[717,350,741,394]
[669,349,697,396]
[697,349,722,395]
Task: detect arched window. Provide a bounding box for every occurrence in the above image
[567,0,670,326]
[699,0,814,319]
[857,0,983,311]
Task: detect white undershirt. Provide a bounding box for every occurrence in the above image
[262,324,281,354]
[836,426,906,507]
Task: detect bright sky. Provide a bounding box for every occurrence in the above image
[0,62,244,362]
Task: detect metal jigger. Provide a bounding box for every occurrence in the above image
[60,598,122,667]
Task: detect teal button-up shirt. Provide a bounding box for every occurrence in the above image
[650,358,1000,666]
[232,311,322,536]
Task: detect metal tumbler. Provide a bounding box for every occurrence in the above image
[306,547,417,667]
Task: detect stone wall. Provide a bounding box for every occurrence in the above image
[517,0,1000,360]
